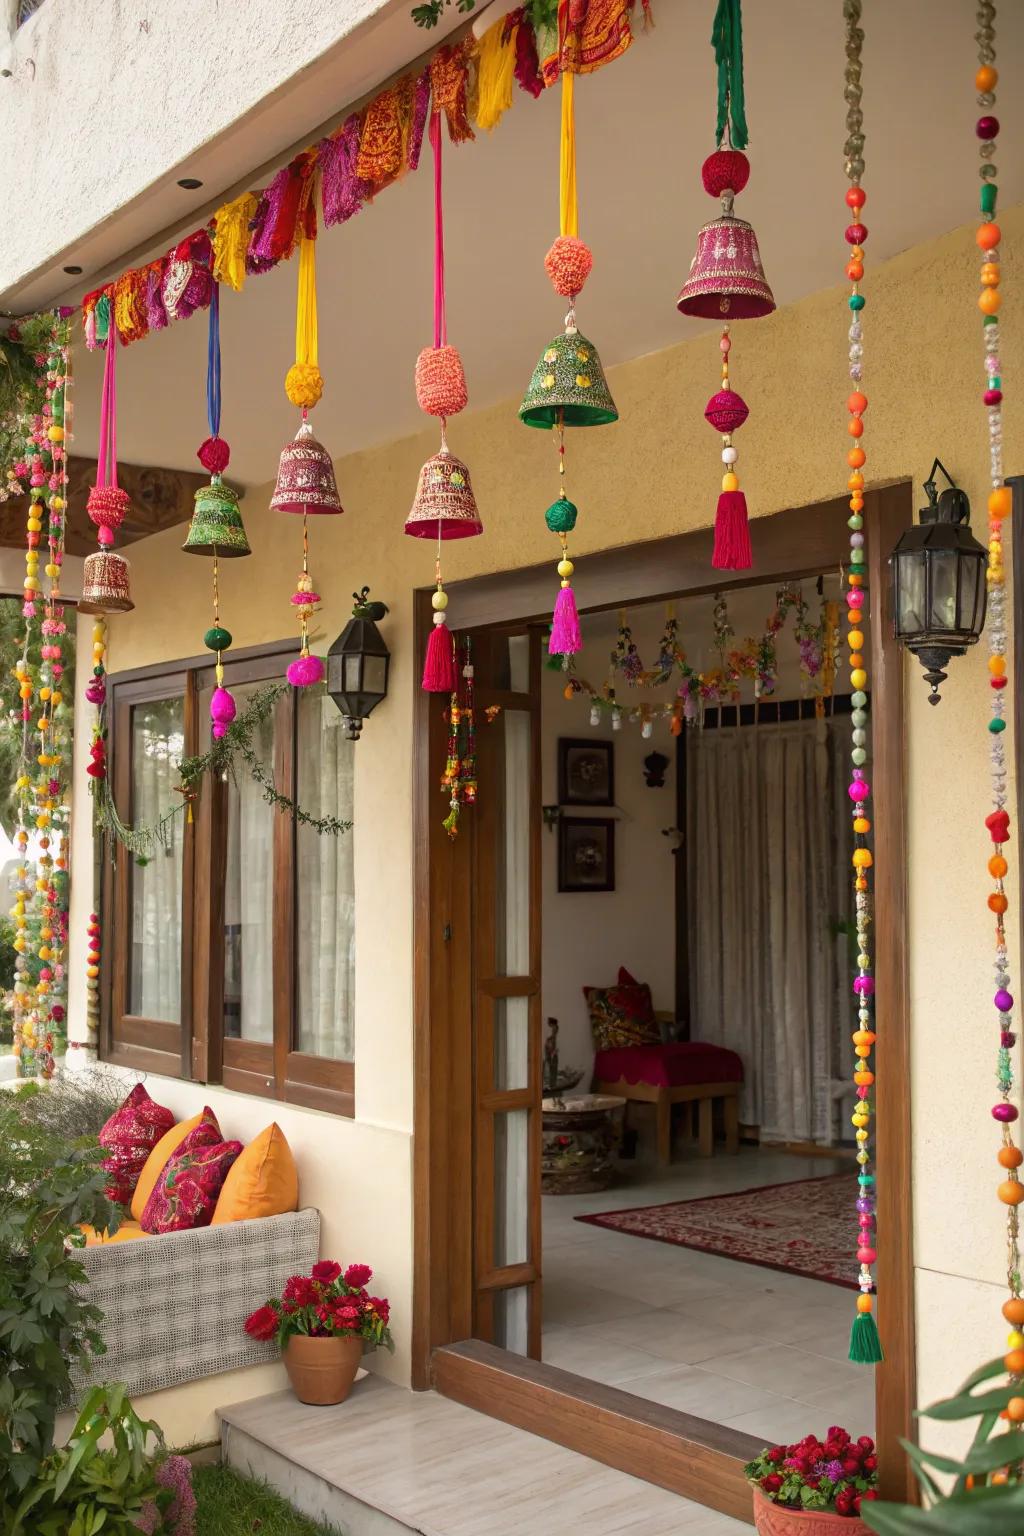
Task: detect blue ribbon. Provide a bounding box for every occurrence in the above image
[207,281,221,440]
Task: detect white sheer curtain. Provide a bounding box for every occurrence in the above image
[296,691,355,1059]
[219,683,275,1042]
[686,716,854,1143]
[130,699,184,1021]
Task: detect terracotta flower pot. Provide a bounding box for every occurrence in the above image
[751,1486,872,1536]
[284,1332,364,1406]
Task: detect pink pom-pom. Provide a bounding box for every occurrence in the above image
[290,590,321,607]
[544,236,593,299]
[702,149,750,198]
[415,346,468,418]
[704,389,749,435]
[197,436,230,474]
[287,654,325,688]
[210,685,237,740]
[85,679,106,706]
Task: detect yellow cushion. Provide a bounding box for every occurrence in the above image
[130,1110,208,1222]
[78,1220,151,1247]
[211,1123,298,1225]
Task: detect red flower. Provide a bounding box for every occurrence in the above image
[345,1263,372,1289]
[863,1454,878,1472]
[368,1296,390,1324]
[244,1305,278,1342]
[828,1426,851,1446]
[761,1474,783,1493]
[283,1275,318,1307]
[857,1436,875,1453]
[766,1447,786,1464]
[312,1260,342,1285]
[841,1457,861,1477]
[334,1303,361,1330]
[835,1491,855,1517]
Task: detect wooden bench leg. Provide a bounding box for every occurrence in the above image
[656,1094,672,1165]
[698,1097,714,1157]
[724,1093,739,1154]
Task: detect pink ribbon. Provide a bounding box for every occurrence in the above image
[430,112,446,350]
[97,324,119,489]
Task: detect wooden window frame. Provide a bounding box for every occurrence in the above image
[103,639,354,1116]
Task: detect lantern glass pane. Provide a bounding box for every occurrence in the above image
[928,551,959,632]
[897,553,926,635]
[343,654,362,692]
[362,655,388,696]
[960,556,982,633]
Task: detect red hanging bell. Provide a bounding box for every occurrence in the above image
[677,153,774,321]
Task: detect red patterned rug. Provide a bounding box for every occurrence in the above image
[576,1174,858,1289]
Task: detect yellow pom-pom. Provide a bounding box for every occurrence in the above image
[285,362,324,410]
[47,424,64,443]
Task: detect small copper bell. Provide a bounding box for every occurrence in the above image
[79,550,134,614]
[405,442,483,541]
[270,418,343,515]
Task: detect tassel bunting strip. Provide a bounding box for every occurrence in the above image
[476,15,518,131]
[430,43,475,145]
[212,191,259,290]
[320,116,373,227]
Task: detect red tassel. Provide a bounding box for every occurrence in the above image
[712,490,752,571]
[549,584,582,656]
[423,619,457,692]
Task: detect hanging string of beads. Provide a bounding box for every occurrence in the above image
[839,0,882,1367]
[973,1,1024,1420]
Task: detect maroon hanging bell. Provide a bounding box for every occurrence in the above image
[677,151,775,321]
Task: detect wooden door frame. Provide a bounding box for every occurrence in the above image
[413,486,916,1516]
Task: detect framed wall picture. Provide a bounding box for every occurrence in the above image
[558,816,615,893]
[558,737,614,807]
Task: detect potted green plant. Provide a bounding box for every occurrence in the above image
[744,1427,879,1532]
[244,1260,393,1405]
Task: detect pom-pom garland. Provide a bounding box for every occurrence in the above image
[544,235,594,299]
[415,344,468,418]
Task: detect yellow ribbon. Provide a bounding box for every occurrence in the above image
[476,18,516,132]
[296,234,318,369]
[559,70,578,238]
[211,191,258,292]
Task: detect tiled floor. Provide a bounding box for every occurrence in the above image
[542,1146,876,1443]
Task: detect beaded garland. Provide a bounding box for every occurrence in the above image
[839,0,882,1367]
[973,3,1024,1419]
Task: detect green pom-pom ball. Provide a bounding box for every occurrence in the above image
[204,626,233,652]
[545,496,578,534]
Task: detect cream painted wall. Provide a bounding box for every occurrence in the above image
[67,208,1024,1445]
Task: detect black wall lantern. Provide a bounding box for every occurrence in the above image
[889,460,987,704]
[327,587,391,740]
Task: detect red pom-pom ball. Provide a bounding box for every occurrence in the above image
[705,389,749,434]
[86,484,130,532]
[544,236,593,299]
[415,345,468,418]
[702,150,750,198]
[197,436,231,474]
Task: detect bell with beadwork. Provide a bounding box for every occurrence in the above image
[182,478,251,556]
[676,198,775,321]
[270,418,343,515]
[519,323,618,429]
[405,441,483,541]
[79,550,134,614]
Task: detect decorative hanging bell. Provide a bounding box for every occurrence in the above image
[405,444,483,540]
[182,478,251,556]
[676,165,775,320]
[270,418,343,515]
[79,550,134,614]
[520,323,618,428]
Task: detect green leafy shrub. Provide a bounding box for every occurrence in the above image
[12,1066,131,1144]
[0,1089,119,1498]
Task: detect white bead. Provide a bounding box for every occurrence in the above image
[722,446,738,464]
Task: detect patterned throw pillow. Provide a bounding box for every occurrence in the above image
[140,1114,242,1234]
[98,1083,175,1208]
[583,969,661,1050]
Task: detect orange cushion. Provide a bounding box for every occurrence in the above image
[130,1110,211,1222]
[78,1219,151,1247]
[211,1123,298,1225]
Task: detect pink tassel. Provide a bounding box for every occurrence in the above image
[712,490,753,571]
[549,585,582,657]
[423,620,457,693]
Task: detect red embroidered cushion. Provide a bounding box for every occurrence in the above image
[583,968,660,1050]
[98,1083,175,1207]
[140,1113,241,1234]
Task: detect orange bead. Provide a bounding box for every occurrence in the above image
[856,1294,873,1314]
[848,472,865,491]
[998,1146,1024,1170]
[992,1470,1010,1484]
[848,392,868,414]
[846,262,864,281]
[848,630,865,649]
[848,447,866,468]
[990,655,1007,676]
[979,288,1001,315]
[981,263,1001,287]
[990,856,1009,879]
[854,817,870,834]
[976,64,998,92]
[849,572,863,586]
[850,246,864,260]
[1006,1398,1024,1423]
[1003,1297,1024,1325]
[1005,1348,1024,1373]
[848,417,864,438]
[989,487,1012,521]
[850,495,865,512]
[990,892,1009,914]
[855,877,867,892]
[855,1071,874,1086]
[998,1180,1024,1206]
[977,222,1001,250]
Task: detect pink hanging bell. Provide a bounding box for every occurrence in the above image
[677,153,775,321]
[405,444,483,541]
[270,418,343,515]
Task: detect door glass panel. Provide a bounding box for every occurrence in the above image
[129,697,185,1020]
[507,634,530,693]
[493,1285,529,1356]
[296,690,356,1060]
[495,710,531,976]
[494,1109,529,1267]
[205,680,275,1043]
[493,996,529,1091]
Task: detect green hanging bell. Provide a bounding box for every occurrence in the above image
[182,477,251,557]
[519,323,618,429]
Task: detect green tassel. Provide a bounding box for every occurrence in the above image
[848,1310,884,1364]
[711,0,748,150]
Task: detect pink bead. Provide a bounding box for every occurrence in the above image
[848,589,865,607]
[720,336,731,353]
[976,115,1000,139]
[985,389,1003,406]
[849,780,870,801]
[857,1247,877,1264]
[97,526,114,547]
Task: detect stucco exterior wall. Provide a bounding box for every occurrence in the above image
[68,207,1024,1448]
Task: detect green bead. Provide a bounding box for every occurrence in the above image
[989,717,1006,734]
[851,747,867,766]
[851,548,865,565]
[849,293,866,311]
[848,514,863,530]
[852,690,867,708]
[545,495,578,535]
[984,314,999,326]
[203,626,232,652]
[981,183,998,215]
[991,376,1002,389]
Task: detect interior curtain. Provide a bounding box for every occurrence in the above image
[686,715,854,1143]
[296,692,355,1060]
[130,702,184,1022]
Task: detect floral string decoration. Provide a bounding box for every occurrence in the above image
[406,103,482,695]
[972,2,1024,1418]
[836,0,881,1368]
[269,159,342,688]
[181,281,251,739]
[677,0,774,571]
[441,635,483,837]
[520,12,618,661]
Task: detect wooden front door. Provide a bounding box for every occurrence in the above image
[469,627,543,1357]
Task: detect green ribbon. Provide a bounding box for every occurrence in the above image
[711,0,749,150]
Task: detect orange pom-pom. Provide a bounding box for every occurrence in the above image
[415,345,468,418]
[544,236,593,299]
